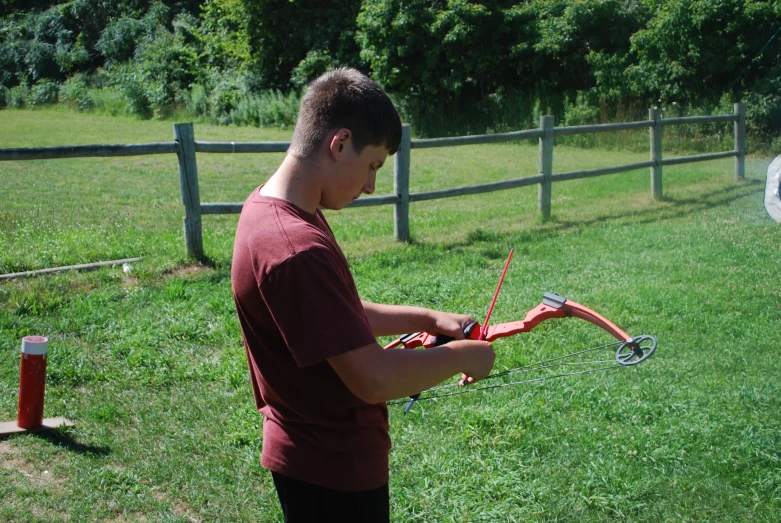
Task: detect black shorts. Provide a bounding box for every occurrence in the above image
[272,471,390,523]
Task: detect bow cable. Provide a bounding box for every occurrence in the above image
[388,339,627,406]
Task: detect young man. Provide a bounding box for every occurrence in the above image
[231,68,496,522]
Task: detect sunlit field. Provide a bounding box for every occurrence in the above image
[1,109,779,521]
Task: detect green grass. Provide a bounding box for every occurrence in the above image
[1,109,780,521]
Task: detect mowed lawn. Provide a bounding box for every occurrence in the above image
[1,109,780,522]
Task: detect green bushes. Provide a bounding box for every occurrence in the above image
[0,2,299,127]
[187,83,209,118]
[2,80,60,108]
[29,79,59,106]
[202,71,248,125]
[187,73,300,128]
[96,16,146,66]
[228,91,300,129]
[744,91,781,141]
[0,0,778,143]
[132,21,198,117]
[59,74,92,111]
[87,88,127,117]
[186,69,300,128]
[6,84,29,108]
[112,66,152,119]
[553,93,737,153]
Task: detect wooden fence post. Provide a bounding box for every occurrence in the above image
[734,103,746,180]
[649,107,663,200]
[394,123,411,242]
[538,115,554,220]
[174,123,204,260]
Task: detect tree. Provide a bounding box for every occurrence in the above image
[627,0,781,104]
[531,0,650,97]
[239,0,363,89]
[358,0,537,130]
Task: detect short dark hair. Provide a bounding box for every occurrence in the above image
[289,68,402,158]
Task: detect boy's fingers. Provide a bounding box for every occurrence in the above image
[435,314,475,340]
[459,373,474,386]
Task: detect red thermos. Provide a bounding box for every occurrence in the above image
[17,336,49,429]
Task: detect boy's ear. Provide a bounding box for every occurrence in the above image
[328,128,352,161]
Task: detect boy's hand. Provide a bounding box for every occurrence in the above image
[427,311,494,387]
[449,339,496,384]
[428,311,476,340]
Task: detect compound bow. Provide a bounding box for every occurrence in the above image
[383,250,657,413]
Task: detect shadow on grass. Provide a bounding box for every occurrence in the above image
[1,427,111,457]
[38,428,110,457]
[406,178,764,257]
[556,178,763,227]
[561,180,763,227]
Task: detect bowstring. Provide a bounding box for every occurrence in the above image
[388,365,619,404]
[388,339,625,406]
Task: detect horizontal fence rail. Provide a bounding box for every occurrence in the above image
[660,150,740,166]
[0,142,179,161]
[660,114,739,126]
[194,141,289,154]
[411,128,544,148]
[552,161,657,183]
[553,120,653,136]
[409,175,546,203]
[0,104,746,260]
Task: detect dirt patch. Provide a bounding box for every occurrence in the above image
[172,501,203,523]
[0,440,23,470]
[121,274,140,288]
[152,489,203,522]
[165,263,212,280]
[0,440,65,490]
[105,512,148,522]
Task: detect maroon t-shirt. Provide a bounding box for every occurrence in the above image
[231,187,390,491]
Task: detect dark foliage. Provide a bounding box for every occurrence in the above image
[0,0,778,140]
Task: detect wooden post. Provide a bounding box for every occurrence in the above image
[649,107,663,200]
[734,102,746,180]
[174,123,204,260]
[538,115,554,220]
[394,123,411,242]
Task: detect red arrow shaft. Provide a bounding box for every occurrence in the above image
[479,249,514,340]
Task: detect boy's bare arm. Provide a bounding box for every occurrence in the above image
[361,300,473,338]
[327,340,495,404]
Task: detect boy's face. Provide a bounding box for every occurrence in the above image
[323,141,388,210]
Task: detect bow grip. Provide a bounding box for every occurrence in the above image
[431,321,480,346]
[397,321,481,349]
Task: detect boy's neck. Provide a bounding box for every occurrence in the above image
[260,154,325,214]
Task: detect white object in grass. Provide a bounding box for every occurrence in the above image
[765,154,781,223]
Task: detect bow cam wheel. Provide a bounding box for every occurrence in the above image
[615,335,657,366]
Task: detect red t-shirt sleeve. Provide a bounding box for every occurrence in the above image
[259,246,376,368]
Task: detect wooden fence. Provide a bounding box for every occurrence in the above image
[0,104,746,260]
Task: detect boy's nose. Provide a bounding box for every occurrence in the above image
[363,171,376,194]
